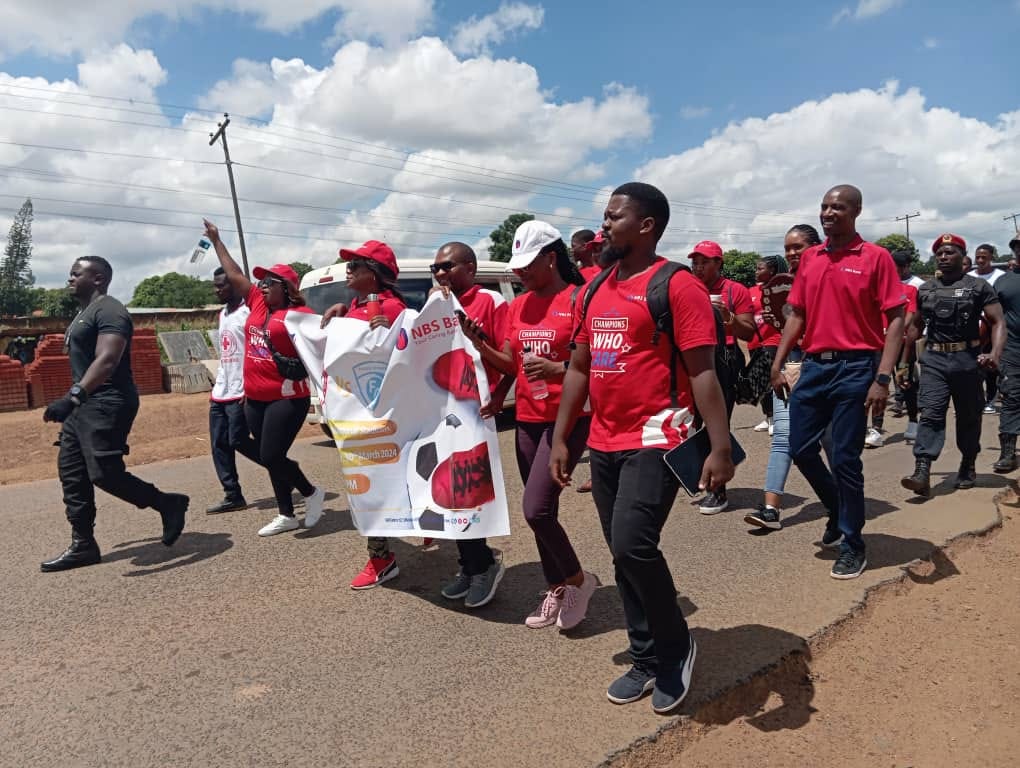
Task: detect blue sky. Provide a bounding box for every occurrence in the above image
[0,0,1018,294]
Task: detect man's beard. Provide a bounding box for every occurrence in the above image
[599,243,629,266]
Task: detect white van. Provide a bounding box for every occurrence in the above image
[299,259,522,432]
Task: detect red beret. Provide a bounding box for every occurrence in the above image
[931,233,966,254]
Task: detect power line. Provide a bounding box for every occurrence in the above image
[0,138,220,166]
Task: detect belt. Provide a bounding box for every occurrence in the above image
[926,339,981,353]
[805,350,877,363]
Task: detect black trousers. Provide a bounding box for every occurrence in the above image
[244,397,315,516]
[590,447,690,670]
[913,349,984,462]
[209,399,260,500]
[998,359,1020,436]
[59,388,165,539]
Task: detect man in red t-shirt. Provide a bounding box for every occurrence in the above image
[551,182,734,714]
[771,184,906,581]
[689,240,755,515]
[430,241,509,608]
[571,229,604,282]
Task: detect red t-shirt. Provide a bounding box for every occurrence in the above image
[574,258,717,451]
[505,284,582,423]
[788,235,907,354]
[708,276,753,345]
[346,290,406,324]
[904,283,918,314]
[244,286,315,401]
[457,284,509,394]
[580,265,603,282]
[748,284,781,350]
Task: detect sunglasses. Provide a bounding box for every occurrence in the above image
[257,276,286,289]
[347,258,372,271]
[429,260,457,275]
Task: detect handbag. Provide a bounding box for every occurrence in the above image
[736,330,775,406]
[263,314,308,381]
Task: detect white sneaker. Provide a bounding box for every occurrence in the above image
[258,514,300,537]
[768,422,774,436]
[864,427,885,449]
[754,418,771,432]
[904,421,918,442]
[303,487,325,528]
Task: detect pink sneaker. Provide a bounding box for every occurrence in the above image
[557,571,598,630]
[525,587,563,628]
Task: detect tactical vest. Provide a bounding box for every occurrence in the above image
[918,276,983,342]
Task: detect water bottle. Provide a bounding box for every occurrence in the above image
[366,293,382,319]
[522,344,548,400]
[190,237,212,264]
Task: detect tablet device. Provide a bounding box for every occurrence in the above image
[663,428,746,497]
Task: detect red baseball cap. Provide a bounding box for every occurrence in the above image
[252,263,300,289]
[689,240,724,259]
[931,233,967,254]
[339,240,399,278]
[582,230,605,252]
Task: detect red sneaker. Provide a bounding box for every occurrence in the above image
[350,554,399,590]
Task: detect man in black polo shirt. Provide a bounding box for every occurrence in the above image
[41,256,189,572]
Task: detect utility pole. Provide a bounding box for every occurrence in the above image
[209,114,250,278]
[1005,213,1020,232]
[895,211,921,245]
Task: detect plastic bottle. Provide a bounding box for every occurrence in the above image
[366,293,382,319]
[522,344,548,400]
[190,237,212,264]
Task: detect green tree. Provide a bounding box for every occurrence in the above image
[488,213,534,263]
[0,199,35,316]
[721,249,761,287]
[28,287,77,319]
[875,233,927,272]
[289,261,314,281]
[130,272,217,308]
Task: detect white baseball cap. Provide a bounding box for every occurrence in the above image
[508,220,563,269]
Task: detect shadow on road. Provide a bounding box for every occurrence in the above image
[294,507,355,538]
[106,531,233,576]
[780,496,899,531]
[904,471,1010,505]
[811,531,959,583]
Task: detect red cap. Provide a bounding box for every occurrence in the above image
[931,233,966,254]
[582,230,605,252]
[252,263,300,289]
[689,240,724,259]
[339,240,399,278]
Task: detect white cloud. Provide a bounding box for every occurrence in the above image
[923,37,939,49]
[0,0,434,58]
[634,81,1020,259]
[832,0,905,25]
[450,2,544,56]
[680,105,711,120]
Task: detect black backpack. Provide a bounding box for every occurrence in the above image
[571,261,727,408]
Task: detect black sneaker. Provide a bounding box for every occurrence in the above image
[819,526,843,549]
[607,664,657,704]
[157,493,189,546]
[652,635,697,714]
[744,504,782,530]
[206,497,248,514]
[698,488,728,515]
[830,548,867,580]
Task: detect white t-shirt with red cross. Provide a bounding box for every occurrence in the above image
[574,258,717,452]
[211,301,250,402]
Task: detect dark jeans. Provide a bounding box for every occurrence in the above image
[914,349,983,461]
[999,359,1020,436]
[789,354,877,554]
[58,388,167,539]
[456,539,495,576]
[590,447,689,669]
[514,418,590,586]
[209,399,260,500]
[244,397,315,516]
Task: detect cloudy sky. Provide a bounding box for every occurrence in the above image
[1,0,1017,301]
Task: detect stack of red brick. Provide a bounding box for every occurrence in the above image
[26,334,72,408]
[131,327,164,395]
[0,355,28,412]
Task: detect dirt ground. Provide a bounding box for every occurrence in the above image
[0,392,322,485]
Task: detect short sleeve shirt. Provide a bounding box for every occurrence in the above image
[992,272,1020,365]
[973,269,1006,287]
[708,276,753,346]
[505,284,581,423]
[748,284,781,350]
[458,284,509,394]
[244,286,315,401]
[212,301,250,402]
[574,258,717,451]
[65,295,134,394]
[788,235,907,353]
[346,290,406,324]
[580,265,603,282]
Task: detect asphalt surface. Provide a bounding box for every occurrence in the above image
[0,405,1005,768]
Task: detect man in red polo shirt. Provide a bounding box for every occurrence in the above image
[771,184,906,580]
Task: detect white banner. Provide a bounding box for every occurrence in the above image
[286,293,510,539]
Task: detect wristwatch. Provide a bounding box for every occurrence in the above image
[68,384,88,406]
[874,373,892,387]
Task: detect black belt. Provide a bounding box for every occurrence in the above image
[806,350,877,363]
[925,340,981,353]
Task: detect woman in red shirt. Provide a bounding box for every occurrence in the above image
[320,241,408,590]
[468,221,598,631]
[748,255,787,434]
[204,220,325,538]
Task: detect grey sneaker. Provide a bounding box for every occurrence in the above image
[441,570,471,600]
[607,664,657,704]
[744,504,781,530]
[652,636,697,714]
[464,561,505,608]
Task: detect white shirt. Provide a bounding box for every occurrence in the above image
[903,274,925,289]
[211,301,250,402]
[973,268,1005,287]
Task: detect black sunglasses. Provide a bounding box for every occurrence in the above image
[429,260,458,275]
[258,276,285,289]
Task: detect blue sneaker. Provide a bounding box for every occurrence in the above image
[607,664,656,704]
[652,636,697,714]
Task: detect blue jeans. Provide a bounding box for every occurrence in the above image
[764,390,834,497]
[789,354,877,553]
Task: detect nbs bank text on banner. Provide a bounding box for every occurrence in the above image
[286,294,510,539]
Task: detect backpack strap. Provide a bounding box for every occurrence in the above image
[569,266,615,350]
[646,261,689,408]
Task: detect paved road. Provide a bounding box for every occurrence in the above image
[0,405,1005,768]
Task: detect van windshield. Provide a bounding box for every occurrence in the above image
[302,278,434,314]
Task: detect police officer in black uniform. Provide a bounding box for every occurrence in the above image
[900,234,1004,497]
[40,256,189,572]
